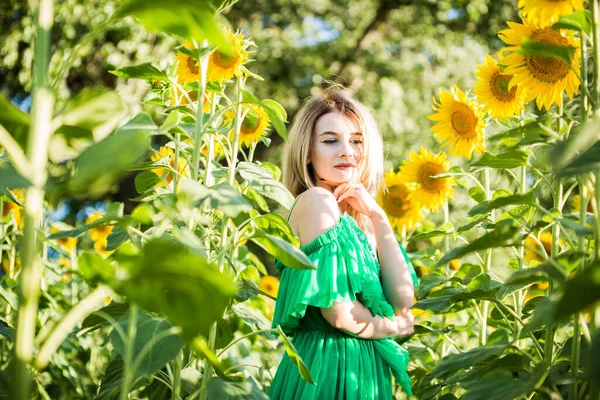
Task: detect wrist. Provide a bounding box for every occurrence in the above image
[368,206,385,221]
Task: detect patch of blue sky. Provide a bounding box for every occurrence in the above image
[294,16,340,47]
[76,201,107,221]
[47,201,71,223]
[448,8,463,21]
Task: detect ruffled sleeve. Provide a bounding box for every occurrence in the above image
[272,213,395,335]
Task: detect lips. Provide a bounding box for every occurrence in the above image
[334,163,355,168]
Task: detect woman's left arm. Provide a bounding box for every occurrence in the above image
[369,208,415,315]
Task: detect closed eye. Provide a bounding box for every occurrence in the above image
[322,140,363,144]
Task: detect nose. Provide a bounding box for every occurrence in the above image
[339,141,354,159]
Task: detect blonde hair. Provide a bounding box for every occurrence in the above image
[281,89,385,235]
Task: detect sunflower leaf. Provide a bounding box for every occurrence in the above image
[468,192,537,217]
[518,39,576,68]
[470,149,530,169]
[110,63,168,80]
[552,10,591,35]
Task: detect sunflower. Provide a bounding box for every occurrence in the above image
[474,54,529,120]
[377,169,423,232]
[449,259,461,271]
[259,275,280,297]
[94,236,115,258]
[50,223,77,253]
[428,86,486,159]
[518,0,585,28]
[86,212,114,242]
[524,231,564,265]
[207,29,249,83]
[174,42,199,84]
[572,186,595,214]
[400,147,456,212]
[411,296,430,319]
[224,104,271,147]
[2,189,24,229]
[151,145,190,187]
[499,20,581,111]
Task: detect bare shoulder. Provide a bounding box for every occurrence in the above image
[289,187,341,246]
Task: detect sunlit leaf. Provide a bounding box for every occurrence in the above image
[110,63,168,80]
[470,149,530,169]
[250,233,314,270]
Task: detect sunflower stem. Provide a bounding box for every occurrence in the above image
[479,166,493,346]
[592,0,600,111]
[14,1,54,398]
[191,49,209,182]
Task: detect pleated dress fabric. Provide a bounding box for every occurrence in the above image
[268,212,419,399]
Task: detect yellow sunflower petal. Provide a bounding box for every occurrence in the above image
[518,0,585,28]
[207,29,249,83]
[377,169,424,232]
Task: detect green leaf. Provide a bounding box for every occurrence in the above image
[437,220,523,266]
[237,162,294,209]
[180,367,201,395]
[110,63,168,80]
[547,116,600,172]
[106,227,129,251]
[416,275,449,298]
[115,237,237,339]
[48,203,123,239]
[206,376,269,400]
[409,228,453,241]
[0,162,31,192]
[468,192,536,217]
[0,93,29,149]
[97,354,148,399]
[461,370,529,400]
[0,319,15,341]
[135,171,161,194]
[518,38,576,67]
[556,141,600,177]
[251,213,299,247]
[54,88,127,141]
[553,10,591,34]
[114,113,158,135]
[276,326,314,385]
[114,0,232,55]
[521,296,557,336]
[250,233,315,270]
[487,121,548,143]
[426,344,507,380]
[190,335,226,376]
[69,130,150,196]
[109,311,184,377]
[81,302,129,332]
[230,303,271,331]
[471,149,530,169]
[79,252,116,285]
[591,330,600,387]
[131,203,155,225]
[504,251,583,287]
[179,180,253,217]
[555,262,600,319]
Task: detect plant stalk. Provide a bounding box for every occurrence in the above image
[13,1,54,399]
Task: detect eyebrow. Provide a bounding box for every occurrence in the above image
[318,131,363,137]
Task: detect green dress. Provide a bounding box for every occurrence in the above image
[268,212,419,399]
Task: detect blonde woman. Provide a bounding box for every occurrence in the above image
[269,90,419,399]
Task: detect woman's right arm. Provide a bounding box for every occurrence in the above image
[320,300,414,339]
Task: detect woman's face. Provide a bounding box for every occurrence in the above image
[309,111,363,190]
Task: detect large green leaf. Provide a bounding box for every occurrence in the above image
[115,237,237,339]
[468,192,536,217]
[504,251,583,287]
[521,296,557,336]
[0,93,29,149]
[237,162,294,209]
[470,149,530,169]
[53,88,126,141]
[110,63,168,80]
[554,262,600,319]
[69,130,150,196]
[461,370,529,400]
[114,113,158,135]
[250,213,299,246]
[79,252,116,285]
[437,220,523,266]
[547,116,600,171]
[206,376,269,400]
[81,302,129,333]
[250,233,315,270]
[97,354,148,399]
[109,311,184,377]
[113,0,231,54]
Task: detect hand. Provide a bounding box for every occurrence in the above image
[332,181,382,218]
[395,312,414,337]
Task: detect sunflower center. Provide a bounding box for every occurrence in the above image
[527,29,571,83]
[186,57,199,75]
[450,103,478,139]
[490,71,517,101]
[384,185,411,218]
[419,162,446,192]
[241,110,260,134]
[212,50,239,69]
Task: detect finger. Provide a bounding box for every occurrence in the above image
[333,183,348,199]
[337,190,356,203]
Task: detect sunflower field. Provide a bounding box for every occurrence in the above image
[1,0,600,399]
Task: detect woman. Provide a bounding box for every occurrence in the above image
[268,90,420,399]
